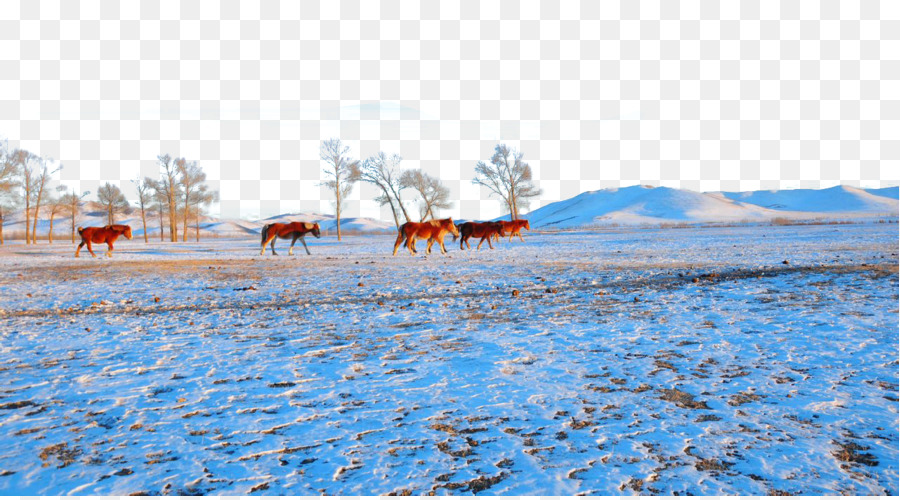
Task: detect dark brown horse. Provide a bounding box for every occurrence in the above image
[260,221,321,255]
[75,225,133,258]
[392,218,459,256]
[494,219,531,242]
[454,221,506,250]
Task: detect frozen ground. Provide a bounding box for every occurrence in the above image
[0,223,897,495]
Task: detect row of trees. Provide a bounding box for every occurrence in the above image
[2,137,539,244]
[129,155,218,243]
[320,138,454,241]
[0,140,218,245]
[321,139,540,240]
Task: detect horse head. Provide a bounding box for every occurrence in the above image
[523,219,531,230]
[123,225,133,240]
[494,222,506,237]
[445,218,459,238]
[311,223,321,238]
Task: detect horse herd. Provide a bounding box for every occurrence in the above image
[71,219,531,258]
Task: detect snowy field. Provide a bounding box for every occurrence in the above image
[0,223,897,495]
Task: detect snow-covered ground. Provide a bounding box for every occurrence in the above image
[0,223,897,495]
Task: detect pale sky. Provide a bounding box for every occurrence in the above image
[1,0,895,220]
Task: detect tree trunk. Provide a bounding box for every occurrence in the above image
[48,214,54,244]
[32,185,45,244]
[0,207,4,245]
[108,205,113,225]
[71,212,76,243]
[168,188,178,242]
[141,205,148,243]
[336,179,342,242]
[389,185,411,223]
[385,191,400,229]
[158,208,165,241]
[181,193,189,242]
[195,208,200,242]
[24,199,31,245]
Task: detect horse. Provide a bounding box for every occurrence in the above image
[75,225,133,258]
[392,218,459,256]
[454,221,506,250]
[260,221,321,256]
[493,219,531,243]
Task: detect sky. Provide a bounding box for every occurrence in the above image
[0,0,896,221]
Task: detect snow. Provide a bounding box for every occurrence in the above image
[524,185,898,229]
[0,222,896,495]
[718,185,899,214]
[1,206,394,239]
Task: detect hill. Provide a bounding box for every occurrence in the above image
[521,185,898,229]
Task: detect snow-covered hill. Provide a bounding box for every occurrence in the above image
[522,185,898,229]
[718,185,898,213]
[259,212,395,233]
[2,185,896,237]
[0,205,396,239]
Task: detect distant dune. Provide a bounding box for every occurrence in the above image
[2,185,896,237]
[522,185,898,229]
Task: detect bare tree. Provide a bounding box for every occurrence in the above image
[0,141,21,245]
[156,154,181,242]
[132,178,153,243]
[148,179,166,242]
[320,138,359,241]
[58,188,89,243]
[17,150,45,245]
[176,158,206,242]
[190,185,218,242]
[97,182,130,225]
[473,144,542,220]
[352,152,410,229]
[45,186,69,244]
[400,169,453,221]
[29,158,59,244]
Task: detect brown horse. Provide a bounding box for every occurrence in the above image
[75,225,133,258]
[260,222,321,255]
[392,218,459,256]
[454,221,506,250]
[493,219,531,242]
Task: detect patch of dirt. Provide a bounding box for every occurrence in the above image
[832,440,879,467]
[728,391,765,406]
[657,388,709,409]
[438,471,508,494]
[38,442,82,468]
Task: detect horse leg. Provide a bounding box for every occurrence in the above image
[517,231,525,242]
[392,231,406,256]
[87,240,96,257]
[260,232,275,255]
[405,235,417,256]
[289,235,298,256]
[76,241,84,257]
[477,236,486,250]
[263,234,278,255]
[300,235,311,255]
[106,240,114,257]
[425,238,434,255]
[439,237,448,254]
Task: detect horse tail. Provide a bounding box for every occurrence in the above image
[260,224,270,246]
